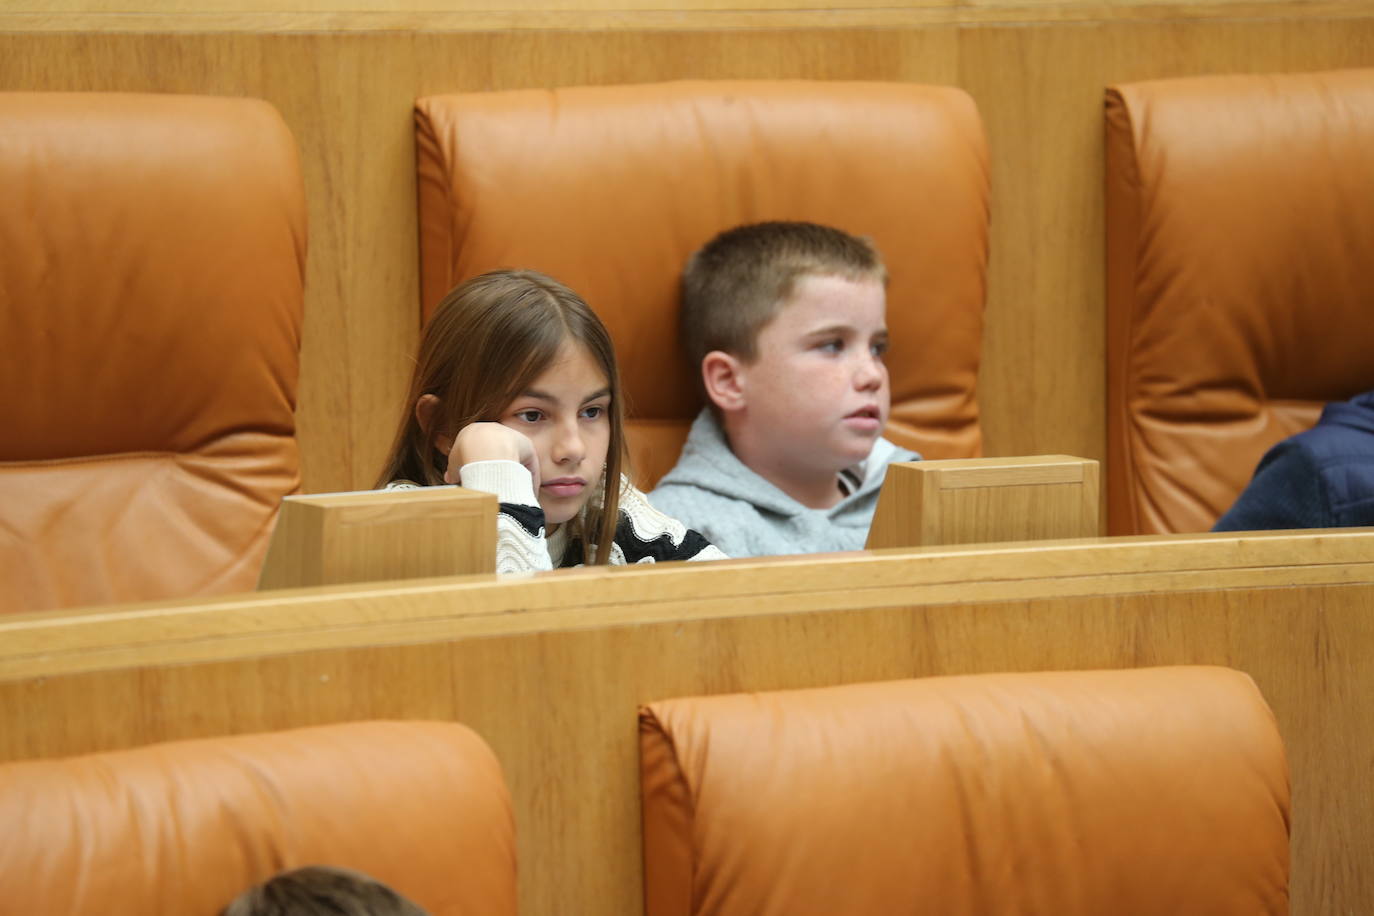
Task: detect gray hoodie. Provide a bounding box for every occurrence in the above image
[648,409,920,558]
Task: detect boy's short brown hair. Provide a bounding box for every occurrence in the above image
[222,866,430,916]
[680,221,887,374]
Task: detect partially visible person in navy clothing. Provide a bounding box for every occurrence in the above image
[1214,389,1374,531]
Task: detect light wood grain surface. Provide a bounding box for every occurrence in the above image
[2,529,1373,914]
[4,11,1371,497]
[3,0,1370,21]
[867,456,1099,548]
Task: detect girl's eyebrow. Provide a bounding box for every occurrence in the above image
[519,387,612,405]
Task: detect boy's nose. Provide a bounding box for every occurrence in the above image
[854,353,885,390]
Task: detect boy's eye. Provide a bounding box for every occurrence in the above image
[871,339,889,359]
[817,339,844,354]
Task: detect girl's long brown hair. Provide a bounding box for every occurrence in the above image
[376,269,625,565]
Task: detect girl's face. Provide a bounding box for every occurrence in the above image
[499,339,613,527]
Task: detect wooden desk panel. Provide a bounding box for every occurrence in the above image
[2,530,1373,914]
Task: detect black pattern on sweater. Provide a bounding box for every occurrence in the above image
[500,503,546,539]
[556,510,714,568]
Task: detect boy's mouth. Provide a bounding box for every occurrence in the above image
[843,406,883,431]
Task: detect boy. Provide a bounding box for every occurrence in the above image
[650,221,919,557]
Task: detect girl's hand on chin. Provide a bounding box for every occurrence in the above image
[447,423,541,490]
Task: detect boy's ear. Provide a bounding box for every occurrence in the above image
[415,394,455,456]
[701,351,747,413]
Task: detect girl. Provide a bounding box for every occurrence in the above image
[377,269,726,573]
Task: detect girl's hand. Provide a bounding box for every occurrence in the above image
[446,422,541,490]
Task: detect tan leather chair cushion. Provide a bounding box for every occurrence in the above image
[0,92,306,613]
[641,667,1289,915]
[416,81,989,487]
[1105,69,1374,534]
[0,721,517,916]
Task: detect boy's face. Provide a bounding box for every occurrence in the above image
[734,274,890,475]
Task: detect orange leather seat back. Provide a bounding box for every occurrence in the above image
[0,721,517,916]
[641,667,1290,915]
[1105,69,1374,534]
[0,92,307,613]
[416,81,989,488]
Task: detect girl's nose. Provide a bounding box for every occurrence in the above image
[552,422,585,466]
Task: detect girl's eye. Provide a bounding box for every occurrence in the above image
[514,409,543,423]
[581,405,606,420]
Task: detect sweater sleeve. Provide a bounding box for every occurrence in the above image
[612,483,729,564]
[456,460,555,573]
[1212,441,1330,532]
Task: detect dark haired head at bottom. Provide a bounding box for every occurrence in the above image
[222,866,430,916]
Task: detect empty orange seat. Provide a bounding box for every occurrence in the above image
[0,92,307,613]
[0,721,517,916]
[641,667,1289,915]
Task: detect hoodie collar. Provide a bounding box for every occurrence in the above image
[658,409,904,517]
[1323,389,1374,435]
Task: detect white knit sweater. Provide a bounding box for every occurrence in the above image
[387,460,726,574]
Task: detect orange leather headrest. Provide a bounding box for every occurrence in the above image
[641,667,1289,915]
[0,721,517,916]
[0,92,306,612]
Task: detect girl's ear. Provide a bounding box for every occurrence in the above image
[701,351,747,413]
[415,394,455,456]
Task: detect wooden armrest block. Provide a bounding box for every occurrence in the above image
[258,487,497,590]
[867,455,1099,549]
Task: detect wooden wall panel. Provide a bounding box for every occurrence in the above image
[2,10,1372,499]
[2,531,1374,914]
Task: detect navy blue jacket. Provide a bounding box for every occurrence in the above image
[1214,390,1374,531]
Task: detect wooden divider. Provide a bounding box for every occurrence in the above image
[3,7,1370,494]
[867,455,1099,548]
[257,486,496,589]
[2,529,1372,914]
